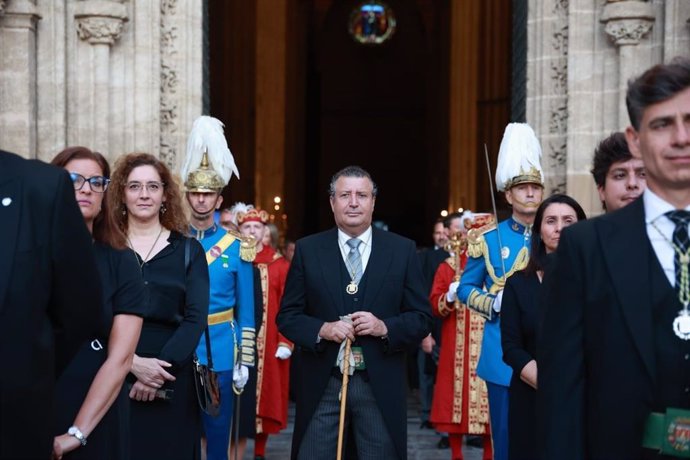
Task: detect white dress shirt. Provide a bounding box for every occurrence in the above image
[643,188,690,286]
[337,226,373,273]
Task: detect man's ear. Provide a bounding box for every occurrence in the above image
[215,194,223,210]
[504,190,513,206]
[625,126,642,159]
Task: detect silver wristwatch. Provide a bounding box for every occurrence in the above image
[67,426,87,446]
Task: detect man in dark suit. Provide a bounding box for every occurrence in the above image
[538,58,690,459]
[0,150,102,459]
[277,165,431,460]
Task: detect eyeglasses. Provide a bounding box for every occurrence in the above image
[70,172,110,193]
[126,181,165,193]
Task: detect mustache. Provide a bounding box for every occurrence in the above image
[511,198,541,208]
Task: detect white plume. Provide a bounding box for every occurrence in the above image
[495,123,543,191]
[181,116,239,185]
[228,202,254,225]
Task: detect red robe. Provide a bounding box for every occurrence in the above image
[429,256,490,435]
[254,246,292,434]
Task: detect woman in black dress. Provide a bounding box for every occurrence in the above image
[51,147,145,459]
[108,153,209,460]
[500,194,586,460]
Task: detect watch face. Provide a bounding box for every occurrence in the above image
[68,427,77,435]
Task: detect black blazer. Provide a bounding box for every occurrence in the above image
[0,151,102,459]
[538,198,660,460]
[277,227,432,459]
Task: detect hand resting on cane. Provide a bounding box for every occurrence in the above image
[319,320,355,343]
[351,311,387,337]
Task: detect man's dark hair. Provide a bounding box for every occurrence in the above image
[328,165,378,197]
[626,57,690,130]
[524,194,587,275]
[591,132,631,188]
[443,212,463,229]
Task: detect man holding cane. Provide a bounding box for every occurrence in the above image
[277,166,431,460]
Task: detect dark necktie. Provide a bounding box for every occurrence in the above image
[665,210,690,293]
[346,238,363,284]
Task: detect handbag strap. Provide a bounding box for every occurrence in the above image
[185,237,214,369]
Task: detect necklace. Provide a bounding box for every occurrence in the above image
[128,226,164,269]
[343,256,359,295]
[650,220,690,340]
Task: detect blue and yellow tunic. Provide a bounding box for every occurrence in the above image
[458,217,531,386]
[193,224,256,371]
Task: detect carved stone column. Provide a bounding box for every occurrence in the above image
[0,0,41,157]
[72,0,128,154]
[601,0,655,128]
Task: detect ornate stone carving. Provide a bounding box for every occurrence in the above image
[546,0,569,195]
[601,1,655,47]
[159,0,179,169]
[74,1,129,46]
[76,17,124,45]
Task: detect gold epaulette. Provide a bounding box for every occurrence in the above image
[466,223,496,258]
[227,230,257,262]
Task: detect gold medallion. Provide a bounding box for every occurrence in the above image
[346,282,359,295]
[674,310,690,340]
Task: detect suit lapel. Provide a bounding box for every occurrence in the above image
[0,158,21,310]
[319,228,345,316]
[597,198,655,379]
[362,228,393,309]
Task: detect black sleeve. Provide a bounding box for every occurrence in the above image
[537,229,586,460]
[159,238,209,367]
[276,241,325,352]
[500,274,533,374]
[112,248,146,317]
[380,240,433,353]
[50,168,103,374]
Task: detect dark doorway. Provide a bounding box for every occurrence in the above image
[301,0,449,243]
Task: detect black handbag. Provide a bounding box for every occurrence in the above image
[185,238,222,417]
[193,329,221,417]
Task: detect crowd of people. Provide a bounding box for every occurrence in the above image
[1,57,689,460]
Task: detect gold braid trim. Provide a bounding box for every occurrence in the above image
[467,290,494,320]
[241,328,256,367]
[227,229,257,262]
[467,223,496,258]
[483,246,530,294]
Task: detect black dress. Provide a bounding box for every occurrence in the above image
[54,243,146,460]
[128,232,209,460]
[500,270,541,460]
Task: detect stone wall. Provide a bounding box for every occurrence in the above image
[0,0,203,170]
[527,0,690,217]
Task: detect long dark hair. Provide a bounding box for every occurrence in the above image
[524,194,587,275]
[51,146,127,249]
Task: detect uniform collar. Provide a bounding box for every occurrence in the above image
[507,215,531,235]
[190,222,219,240]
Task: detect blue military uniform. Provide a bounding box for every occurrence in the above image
[458,216,531,460]
[193,224,255,460]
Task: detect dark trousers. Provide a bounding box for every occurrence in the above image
[298,373,398,459]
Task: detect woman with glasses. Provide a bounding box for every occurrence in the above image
[50,147,146,460]
[108,153,209,460]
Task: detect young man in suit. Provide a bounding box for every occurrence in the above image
[0,150,102,459]
[539,57,690,459]
[277,165,432,460]
[591,131,647,212]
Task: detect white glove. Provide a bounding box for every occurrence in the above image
[275,345,292,360]
[232,364,249,390]
[493,289,504,313]
[445,281,460,303]
[336,340,356,376]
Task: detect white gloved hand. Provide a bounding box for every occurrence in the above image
[232,364,249,390]
[275,345,292,360]
[445,281,460,303]
[336,340,356,376]
[493,289,504,313]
